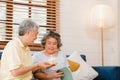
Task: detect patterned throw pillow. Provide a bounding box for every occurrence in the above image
[68,51,98,80]
[67,59,80,72]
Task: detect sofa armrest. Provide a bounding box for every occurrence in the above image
[93,66,120,80]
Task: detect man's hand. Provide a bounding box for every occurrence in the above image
[37,62,55,70]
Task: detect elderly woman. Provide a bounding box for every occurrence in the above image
[32,30,69,80]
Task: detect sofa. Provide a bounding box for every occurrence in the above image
[79,54,120,80]
[0,51,2,60]
[93,66,120,80]
[1,51,120,80]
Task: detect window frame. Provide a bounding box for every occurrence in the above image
[0,0,59,51]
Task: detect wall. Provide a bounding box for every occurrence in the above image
[118,0,120,65]
[60,0,119,66]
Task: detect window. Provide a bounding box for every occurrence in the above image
[0,0,59,51]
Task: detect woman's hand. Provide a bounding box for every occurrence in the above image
[48,70,64,79]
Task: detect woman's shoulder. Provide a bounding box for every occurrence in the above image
[58,51,66,57]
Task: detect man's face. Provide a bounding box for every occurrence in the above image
[27,27,39,44]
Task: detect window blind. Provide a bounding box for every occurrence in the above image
[0,0,59,51]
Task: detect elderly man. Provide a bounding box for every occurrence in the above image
[0,19,53,80]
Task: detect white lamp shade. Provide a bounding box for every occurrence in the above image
[90,4,115,28]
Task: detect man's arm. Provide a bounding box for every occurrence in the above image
[10,62,53,77]
[10,63,39,77]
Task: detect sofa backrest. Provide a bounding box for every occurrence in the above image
[93,66,120,80]
[66,54,86,61]
[0,51,2,60]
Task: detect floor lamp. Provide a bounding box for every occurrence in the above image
[90,4,115,66]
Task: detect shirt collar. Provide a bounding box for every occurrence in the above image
[17,37,30,51]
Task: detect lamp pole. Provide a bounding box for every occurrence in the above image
[91,4,115,66]
[100,27,104,66]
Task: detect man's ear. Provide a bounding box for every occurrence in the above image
[25,29,31,35]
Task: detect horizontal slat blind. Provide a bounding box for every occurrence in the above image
[0,0,59,51]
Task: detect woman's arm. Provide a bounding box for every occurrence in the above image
[33,70,64,80]
[34,70,50,80]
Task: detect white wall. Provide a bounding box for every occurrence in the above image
[118,0,120,65]
[60,0,119,66]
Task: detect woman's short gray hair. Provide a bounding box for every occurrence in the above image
[18,19,38,36]
[41,30,62,49]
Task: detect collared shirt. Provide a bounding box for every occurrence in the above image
[0,38,32,80]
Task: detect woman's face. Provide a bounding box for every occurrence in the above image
[45,37,58,54]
